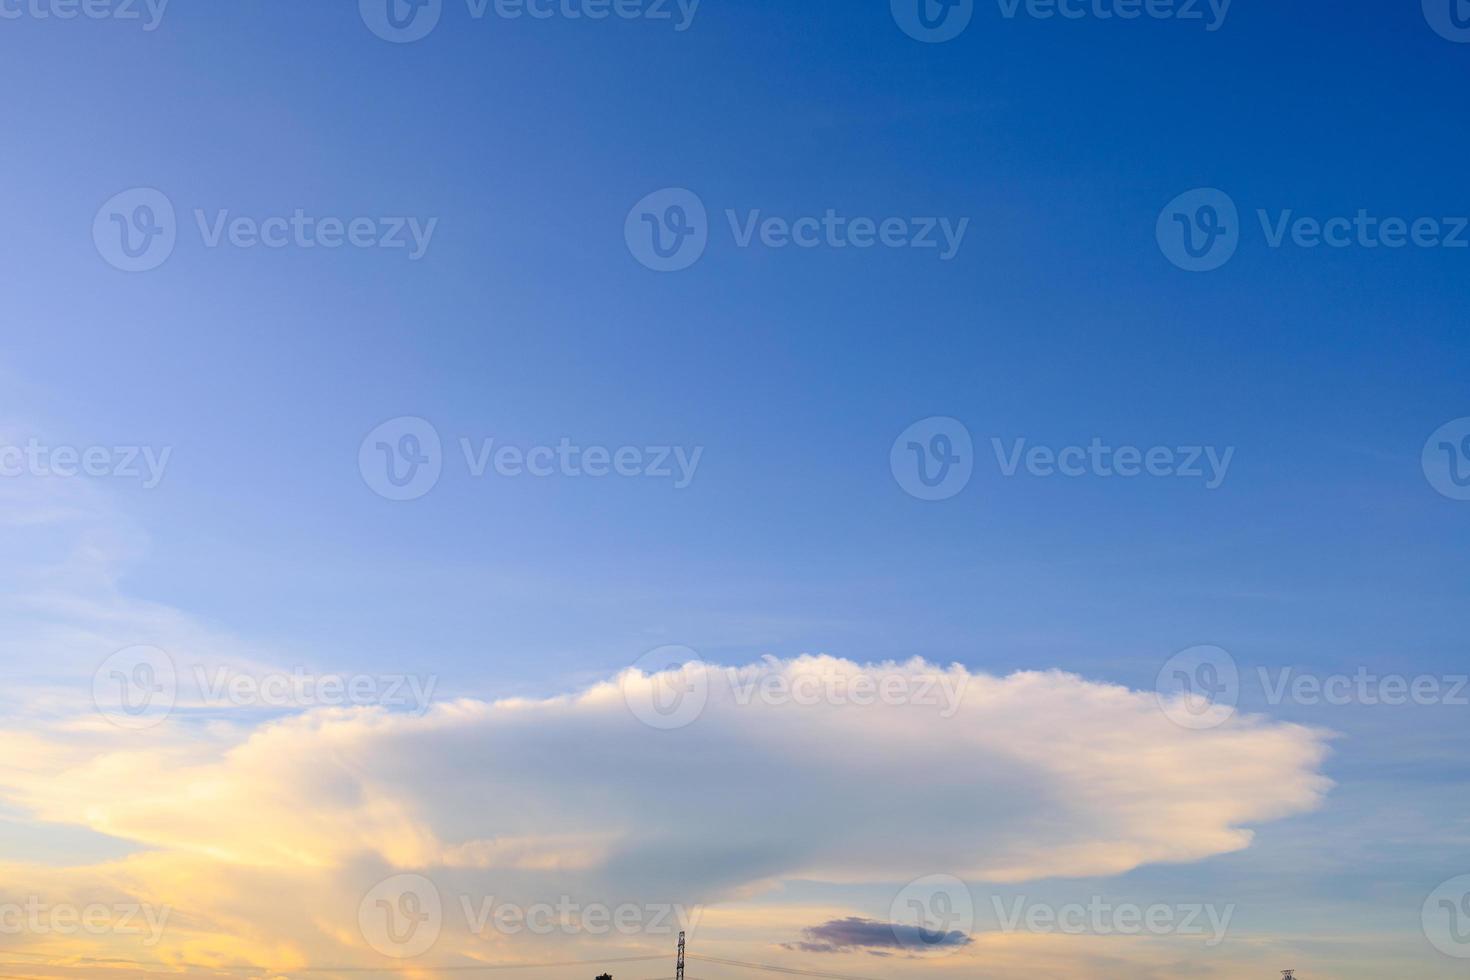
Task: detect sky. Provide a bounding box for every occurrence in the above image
[1,0,1469,977]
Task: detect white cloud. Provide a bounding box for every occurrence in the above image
[21,657,1335,882]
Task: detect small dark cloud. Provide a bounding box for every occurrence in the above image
[782,916,972,955]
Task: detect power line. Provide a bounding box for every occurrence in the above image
[687,954,886,980]
[293,955,671,974]
[0,954,668,977]
[0,945,889,980]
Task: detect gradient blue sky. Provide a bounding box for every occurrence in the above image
[3,0,1470,976]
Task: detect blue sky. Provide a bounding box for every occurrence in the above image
[2,0,1470,977]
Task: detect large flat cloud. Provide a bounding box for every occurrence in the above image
[4,657,1331,890]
